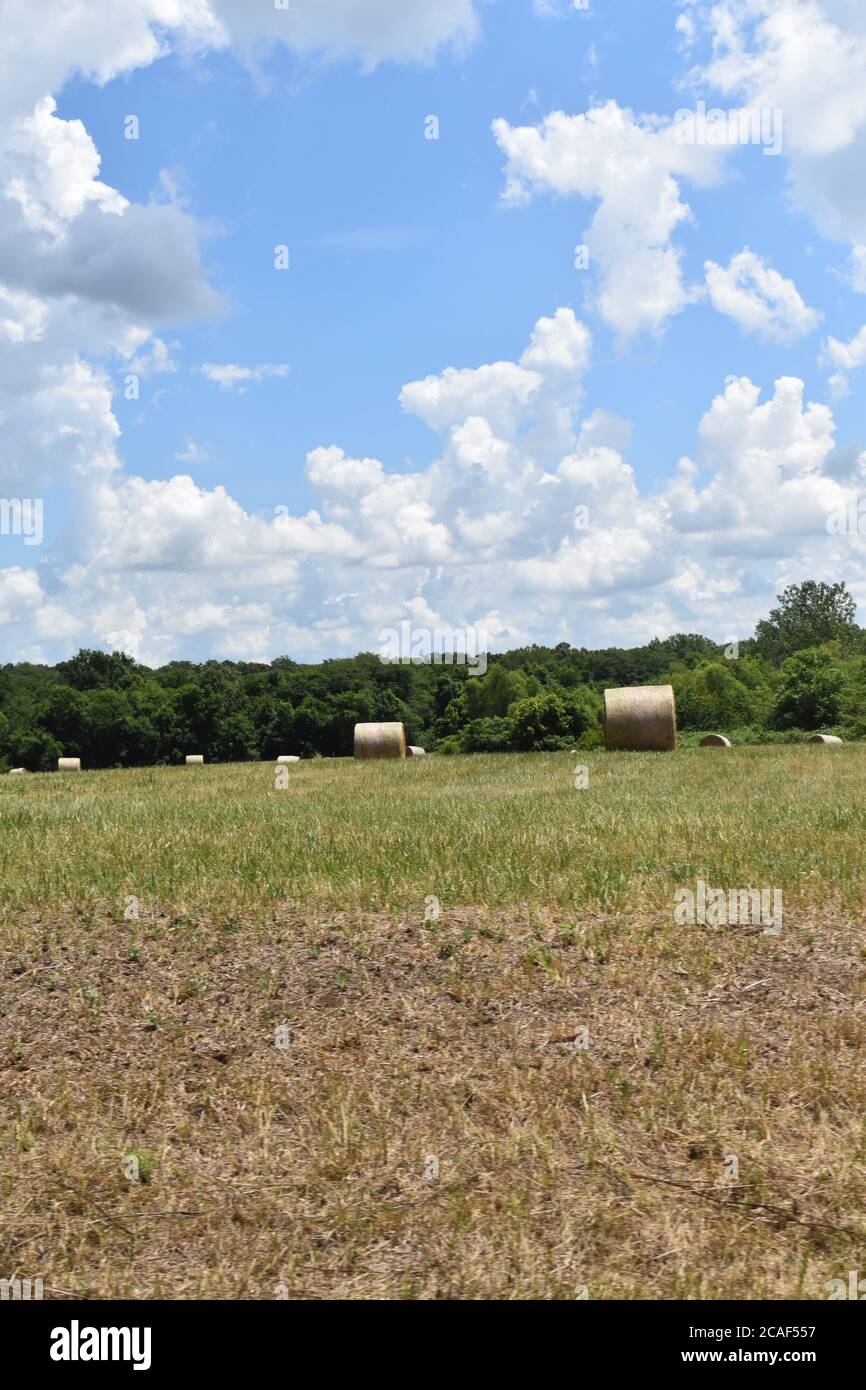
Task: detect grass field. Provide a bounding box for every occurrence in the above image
[2,748,866,1298]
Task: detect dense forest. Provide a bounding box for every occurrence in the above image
[3,581,866,770]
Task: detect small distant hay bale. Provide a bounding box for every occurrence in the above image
[58,757,81,772]
[8,767,27,775]
[699,734,731,748]
[353,722,407,759]
[185,754,205,765]
[808,734,843,744]
[407,746,426,757]
[276,755,300,764]
[604,685,677,752]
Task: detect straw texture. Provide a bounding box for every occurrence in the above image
[353,722,407,759]
[604,685,677,752]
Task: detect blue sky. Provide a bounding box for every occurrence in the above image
[2,0,866,664]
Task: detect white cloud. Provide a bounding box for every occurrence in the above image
[0,1,226,128]
[663,374,844,554]
[823,320,866,397]
[0,284,47,343]
[705,248,821,342]
[0,566,45,625]
[128,336,177,377]
[174,438,210,463]
[306,446,385,496]
[208,0,479,67]
[687,0,866,243]
[521,307,591,374]
[4,296,866,663]
[4,97,127,235]
[492,101,726,337]
[201,362,290,392]
[2,1,866,663]
[847,245,866,290]
[0,0,485,666]
[824,323,866,371]
[0,0,473,621]
[0,352,119,492]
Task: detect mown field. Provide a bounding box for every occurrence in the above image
[2,748,866,1299]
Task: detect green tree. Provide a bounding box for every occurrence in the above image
[42,686,87,749]
[840,656,866,735]
[512,693,570,750]
[755,581,858,664]
[56,648,141,691]
[560,685,603,737]
[80,689,153,767]
[322,691,376,758]
[289,696,329,758]
[7,727,63,771]
[463,663,527,720]
[176,683,222,758]
[461,717,515,752]
[214,711,259,762]
[671,660,768,730]
[772,648,844,730]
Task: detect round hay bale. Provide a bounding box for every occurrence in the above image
[8,767,27,775]
[604,685,677,752]
[276,755,300,764]
[807,734,843,744]
[185,754,205,765]
[407,746,426,757]
[699,734,731,748]
[353,722,407,759]
[58,757,81,772]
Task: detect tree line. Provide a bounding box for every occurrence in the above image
[2,581,865,770]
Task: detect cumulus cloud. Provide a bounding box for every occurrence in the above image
[686,0,866,243]
[0,22,221,517]
[492,101,726,337]
[705,248,821,342]
[0,349,119,492]
[0,566,45,625]
[4,294,866,663]
[663,374,846,555]
[4,97,126,234]
[825,323,866,371]
[2,0,866,664]
[0,0,225,127]
[0,284,47,344]
[0,0,490,664]
[822,320,866,397]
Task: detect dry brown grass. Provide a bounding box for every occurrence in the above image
[3,896,866,1300]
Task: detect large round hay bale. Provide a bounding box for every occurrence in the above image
[407,746,426,757]
[58,757,81,772]
[185,754,205,765]
[604,685,677,752]
[699,734,731,748]
[8,767,27,775]
[808,734,843,744]
[353,722,407,759]
[276,755,300,764]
